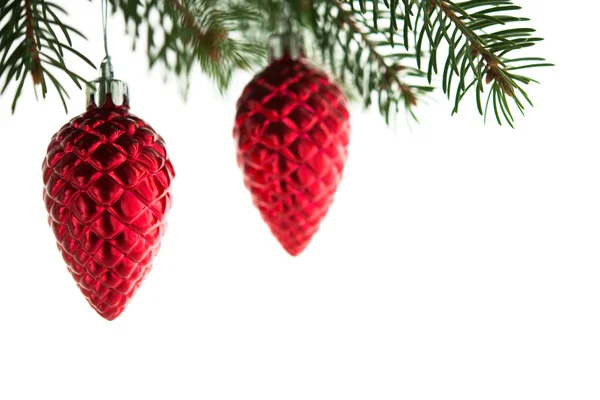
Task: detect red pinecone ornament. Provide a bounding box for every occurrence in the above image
[42,94,174,320]
[233,35,350,256]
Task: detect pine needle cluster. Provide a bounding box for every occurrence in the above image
[0,0,550,126]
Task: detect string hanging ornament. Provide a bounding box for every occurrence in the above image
[42,0,175,320]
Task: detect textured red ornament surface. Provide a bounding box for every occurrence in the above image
[234,56,350,256]
[42,96,174,320]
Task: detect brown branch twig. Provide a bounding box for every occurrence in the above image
[24,0,42,84]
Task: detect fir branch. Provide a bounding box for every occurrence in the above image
[0,0,550,127]
[403,0,553,127]
[0,0,93,113]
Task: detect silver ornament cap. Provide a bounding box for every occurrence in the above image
[86,57,129,108]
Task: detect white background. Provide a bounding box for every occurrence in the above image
[1,1,599,399]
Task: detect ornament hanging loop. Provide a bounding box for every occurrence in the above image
[100,0,113,76]
[86,0,129,108]
[268,1,305,61]
[100,57,114,80]
[281,0,293,34]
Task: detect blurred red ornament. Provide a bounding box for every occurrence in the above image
[233,33,350,256]
[42,72,174,320]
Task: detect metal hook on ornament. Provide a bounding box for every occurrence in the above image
[100,56,114,80]
[99,0,116,81]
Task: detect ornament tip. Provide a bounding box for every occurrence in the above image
[97,308,123,321]
[282,244,308,257]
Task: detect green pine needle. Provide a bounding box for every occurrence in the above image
[0,0,551,126]
[0,0,93,113]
